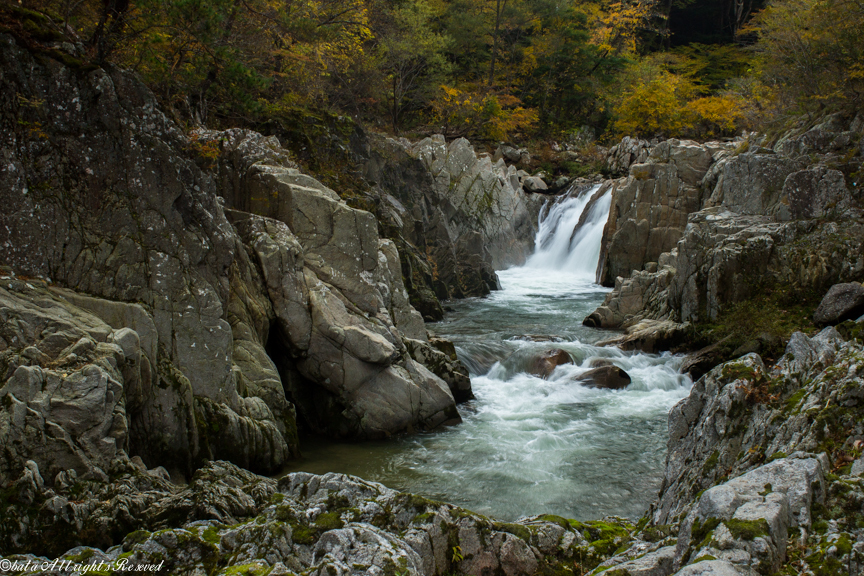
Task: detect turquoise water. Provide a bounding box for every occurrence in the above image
[284,187,691,521]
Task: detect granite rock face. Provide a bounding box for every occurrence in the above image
[596,139,734,286]
[0,33,468,481]
[360,134,544,309]
[588,119,864,339]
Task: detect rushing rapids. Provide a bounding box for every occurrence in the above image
[286,184,692,521]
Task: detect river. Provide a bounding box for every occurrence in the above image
[285,185,692,521]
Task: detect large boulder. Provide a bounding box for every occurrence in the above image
[772,166,860,221]
[813,282,864,326]
[704,153,804,216]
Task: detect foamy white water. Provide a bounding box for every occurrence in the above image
[286,184,691,521]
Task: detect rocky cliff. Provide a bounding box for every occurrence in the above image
[585,116,864,365]
[0,30,473,485]
[358,134,544,319]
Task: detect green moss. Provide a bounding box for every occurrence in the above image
[721,362,761,382]
[766,451,787,463]
[583,520,631,542]
[401,493,439,510]
[692,284,819,364]
[291,524,317,545]
[202,526,221,545]
[690,517,721,548]
[314,511,345,531]
[64,548,95,563]
[784,389,807,414]
[123,530,152,549]
[806,553,846,576]
[703,451,720,474]
[640,524,673,543]
[540,514,574,530]
[692,555,718,563]
[724,518,770,540]
[492,521,532,542]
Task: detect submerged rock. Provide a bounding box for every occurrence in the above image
[574,365,632,390]
[529,349,573,378]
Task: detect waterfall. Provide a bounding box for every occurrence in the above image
[526,184,611,277]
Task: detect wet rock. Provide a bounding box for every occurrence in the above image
[517,335,566,343]
[585,267,676,329]
[404,338,474,403]
[597,320,691,353]
[530,349,573,378]
[574,365,632,390]
[813,282,864,326]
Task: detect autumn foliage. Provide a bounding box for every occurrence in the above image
[2,0,857,142]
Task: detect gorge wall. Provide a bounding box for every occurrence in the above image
[0,31,513,485]
[584,116,864,361]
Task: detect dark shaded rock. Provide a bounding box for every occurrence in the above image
[813,282,864,326]
[680,337,733,381]
[597,320,691,354]
[530,349,573,378]
[574,366,631,389]
[588,358,615,368]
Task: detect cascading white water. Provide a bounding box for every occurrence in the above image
[287,181,691,521]
[526,184,612,275]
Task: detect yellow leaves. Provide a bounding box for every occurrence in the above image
[430,85,537,141]
[611,72,685,137]
[610,54,749,138]
[589,0,662,56]
[684,95,745,135]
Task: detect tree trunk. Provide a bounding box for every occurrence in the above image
[488,0,502,87]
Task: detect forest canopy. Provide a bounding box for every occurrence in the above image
[3,0,862,143]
